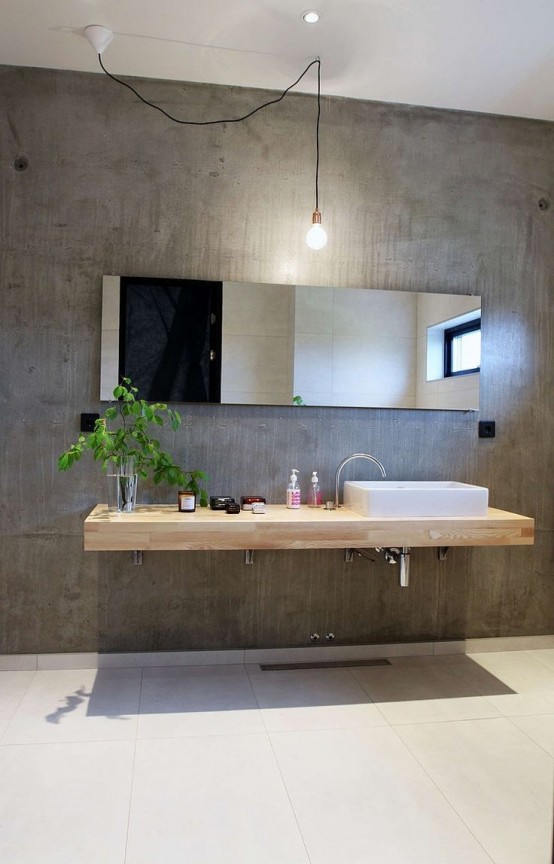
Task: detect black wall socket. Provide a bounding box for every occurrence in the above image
[80,412,99,432]
[478,420,496,438]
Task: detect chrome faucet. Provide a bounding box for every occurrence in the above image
[335,453,387,508]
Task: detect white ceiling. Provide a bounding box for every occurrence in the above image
[2,0,554,121]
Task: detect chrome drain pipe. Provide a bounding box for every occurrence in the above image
[398,547,410,587]
[375,546,411,587]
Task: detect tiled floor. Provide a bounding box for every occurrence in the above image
[0,650,553,863]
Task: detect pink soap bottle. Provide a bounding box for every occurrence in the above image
[286,469,301,509]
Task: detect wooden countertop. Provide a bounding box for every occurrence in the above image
[84,504,534,552]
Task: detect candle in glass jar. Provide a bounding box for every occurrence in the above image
[177,491,196,512]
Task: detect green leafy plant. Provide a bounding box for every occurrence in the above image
[58,378,208,505]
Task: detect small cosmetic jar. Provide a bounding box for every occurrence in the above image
[240,495,266,511]
[210,496,235,511]
[225,502,241,514]
[177,490,196,512]
[251,502,266,514]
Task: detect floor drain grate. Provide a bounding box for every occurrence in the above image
[259,658,392,671]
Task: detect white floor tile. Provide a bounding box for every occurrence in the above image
[1,650,553,863]
[1,668,141,744]
[270,726,492,863]
[376,695,502,725]
[430,655,516,696]
[469,650,554,692]
[137,669,265,738]
[0,671,35,738]
[358,657,510,724]
[485,690,554,716]
[351,658,484,703]
[125,735,310,863]
[248,667,388,732]
[528,648,554,672]
[0,740,134,864]
[397,717,554,864]
[387,654,514,697]
[510,713,554,756]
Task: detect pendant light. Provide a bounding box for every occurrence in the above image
[305,59,327,250]
[306,209,327,250]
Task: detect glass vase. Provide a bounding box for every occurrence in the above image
[107,457,138,513]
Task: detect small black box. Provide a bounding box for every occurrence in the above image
[210,496,235,510]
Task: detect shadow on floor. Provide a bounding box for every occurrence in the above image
[43,655,516,721]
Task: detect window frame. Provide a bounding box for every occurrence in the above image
[443,317,481,378]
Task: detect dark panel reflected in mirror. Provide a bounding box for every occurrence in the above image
[101,276,480,411]
[119,277,222,402]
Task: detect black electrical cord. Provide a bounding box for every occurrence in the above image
[315,57,321,212]
[97,53,323,221]
[97,54,321,128]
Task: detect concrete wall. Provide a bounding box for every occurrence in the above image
[1,65,552,654]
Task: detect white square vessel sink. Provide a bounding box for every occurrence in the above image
[343,480,489,518]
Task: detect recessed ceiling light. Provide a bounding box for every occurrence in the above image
[302,10,321,24]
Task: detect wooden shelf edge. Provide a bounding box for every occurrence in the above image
[84,504,534,552]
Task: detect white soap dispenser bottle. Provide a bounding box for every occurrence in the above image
[286,468,301,509]
[309,471,322,507]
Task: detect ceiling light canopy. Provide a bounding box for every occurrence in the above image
[84,25,113,56]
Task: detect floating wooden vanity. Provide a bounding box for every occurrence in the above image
[84,504,534,552]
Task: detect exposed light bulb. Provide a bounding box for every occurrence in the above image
[306,209,328,250]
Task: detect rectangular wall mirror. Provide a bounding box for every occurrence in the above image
[101,276,480,411]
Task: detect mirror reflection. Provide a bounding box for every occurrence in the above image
[101,276,480,411]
